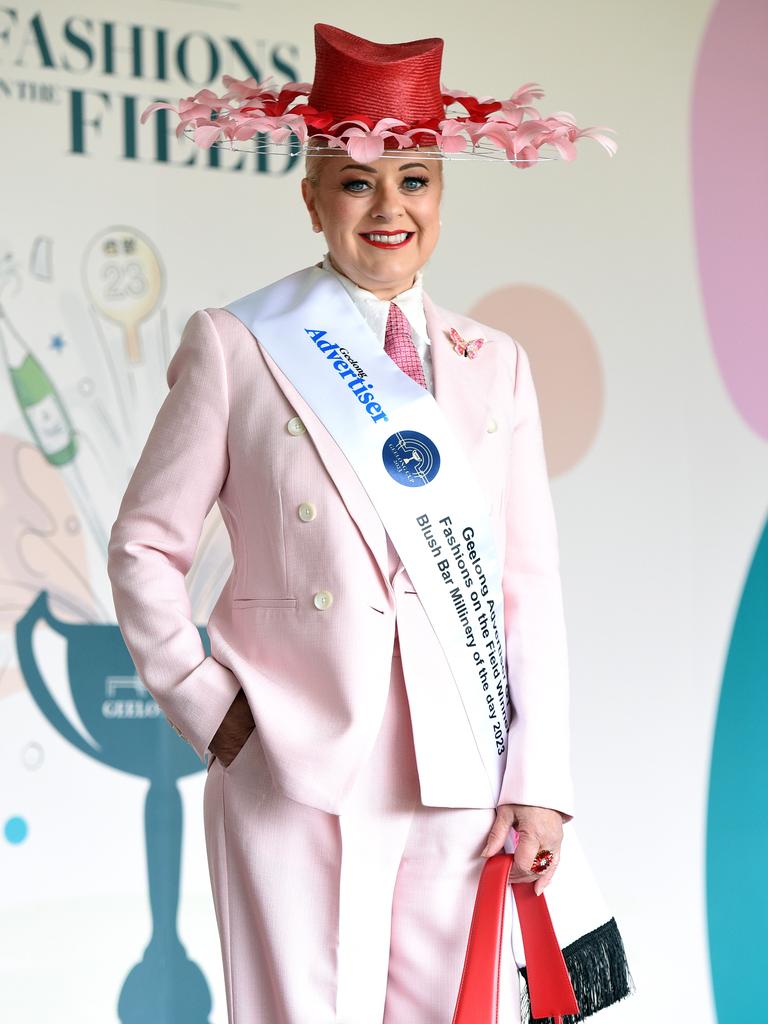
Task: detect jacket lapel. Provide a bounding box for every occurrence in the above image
[423,292,498,461]
[257,344,393,585]
[256,287,500,594]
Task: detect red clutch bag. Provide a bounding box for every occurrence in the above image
[451,852,580,1024]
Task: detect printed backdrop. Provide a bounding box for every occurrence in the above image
[1,1,765,1020]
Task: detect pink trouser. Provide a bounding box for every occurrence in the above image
[202,645,521,1024]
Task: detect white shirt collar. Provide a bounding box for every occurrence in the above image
[318,251,431,351]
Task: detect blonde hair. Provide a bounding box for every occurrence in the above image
[304,137,330,188]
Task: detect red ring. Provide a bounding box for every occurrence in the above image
[531,849,554,874]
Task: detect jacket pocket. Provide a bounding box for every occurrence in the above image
[232,596,298,609]
[221,726,257,772]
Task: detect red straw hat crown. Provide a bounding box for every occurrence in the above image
[308,23,445,127]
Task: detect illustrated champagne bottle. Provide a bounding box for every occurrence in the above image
[0,302,77,464]
[0,301,111,619]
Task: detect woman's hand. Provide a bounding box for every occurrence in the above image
[209,688,255,767]
[480,803,565,895]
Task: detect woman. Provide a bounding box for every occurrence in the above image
[111,22,631,1024]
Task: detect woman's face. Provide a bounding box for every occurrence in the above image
[301,152,443,300]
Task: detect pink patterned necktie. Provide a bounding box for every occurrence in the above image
[384,301,427,389]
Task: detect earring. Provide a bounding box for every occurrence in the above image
[313,224,322,233]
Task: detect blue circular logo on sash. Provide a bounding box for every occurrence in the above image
[382,431,441,487]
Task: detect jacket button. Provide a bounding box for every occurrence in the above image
[486,416,498,433]
[313,590,333,610]
[287,415,306,436]
[298,501,316,522]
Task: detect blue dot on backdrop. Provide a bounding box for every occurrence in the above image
[4,816,29,844]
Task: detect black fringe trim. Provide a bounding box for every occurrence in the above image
[518,916,635,1023]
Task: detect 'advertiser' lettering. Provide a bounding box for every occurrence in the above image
[305,329,389,423]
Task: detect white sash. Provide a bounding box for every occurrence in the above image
[225,266,512,803]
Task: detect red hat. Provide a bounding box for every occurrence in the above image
[141,22,616,168]
[307,24,445,137]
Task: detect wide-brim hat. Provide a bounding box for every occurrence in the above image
[141,22,617,167]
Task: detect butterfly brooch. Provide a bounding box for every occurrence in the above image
[449,327,486,359]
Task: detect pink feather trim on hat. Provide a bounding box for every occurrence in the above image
[140,77,616,165]
[140,23,617,166]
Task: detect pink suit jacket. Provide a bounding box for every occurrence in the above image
[107,270,575,819]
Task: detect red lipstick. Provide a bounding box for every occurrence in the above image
[358,230,415,249]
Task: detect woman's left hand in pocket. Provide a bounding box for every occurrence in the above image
[209,687,255,767]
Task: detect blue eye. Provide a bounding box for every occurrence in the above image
[342,179,370,192]
[341,175,431,193]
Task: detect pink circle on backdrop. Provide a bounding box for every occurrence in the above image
[468,285,604,476]
[691,0,768,439]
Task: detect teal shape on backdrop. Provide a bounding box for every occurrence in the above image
[706,514,768,1019]
[16,589,213,1023]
